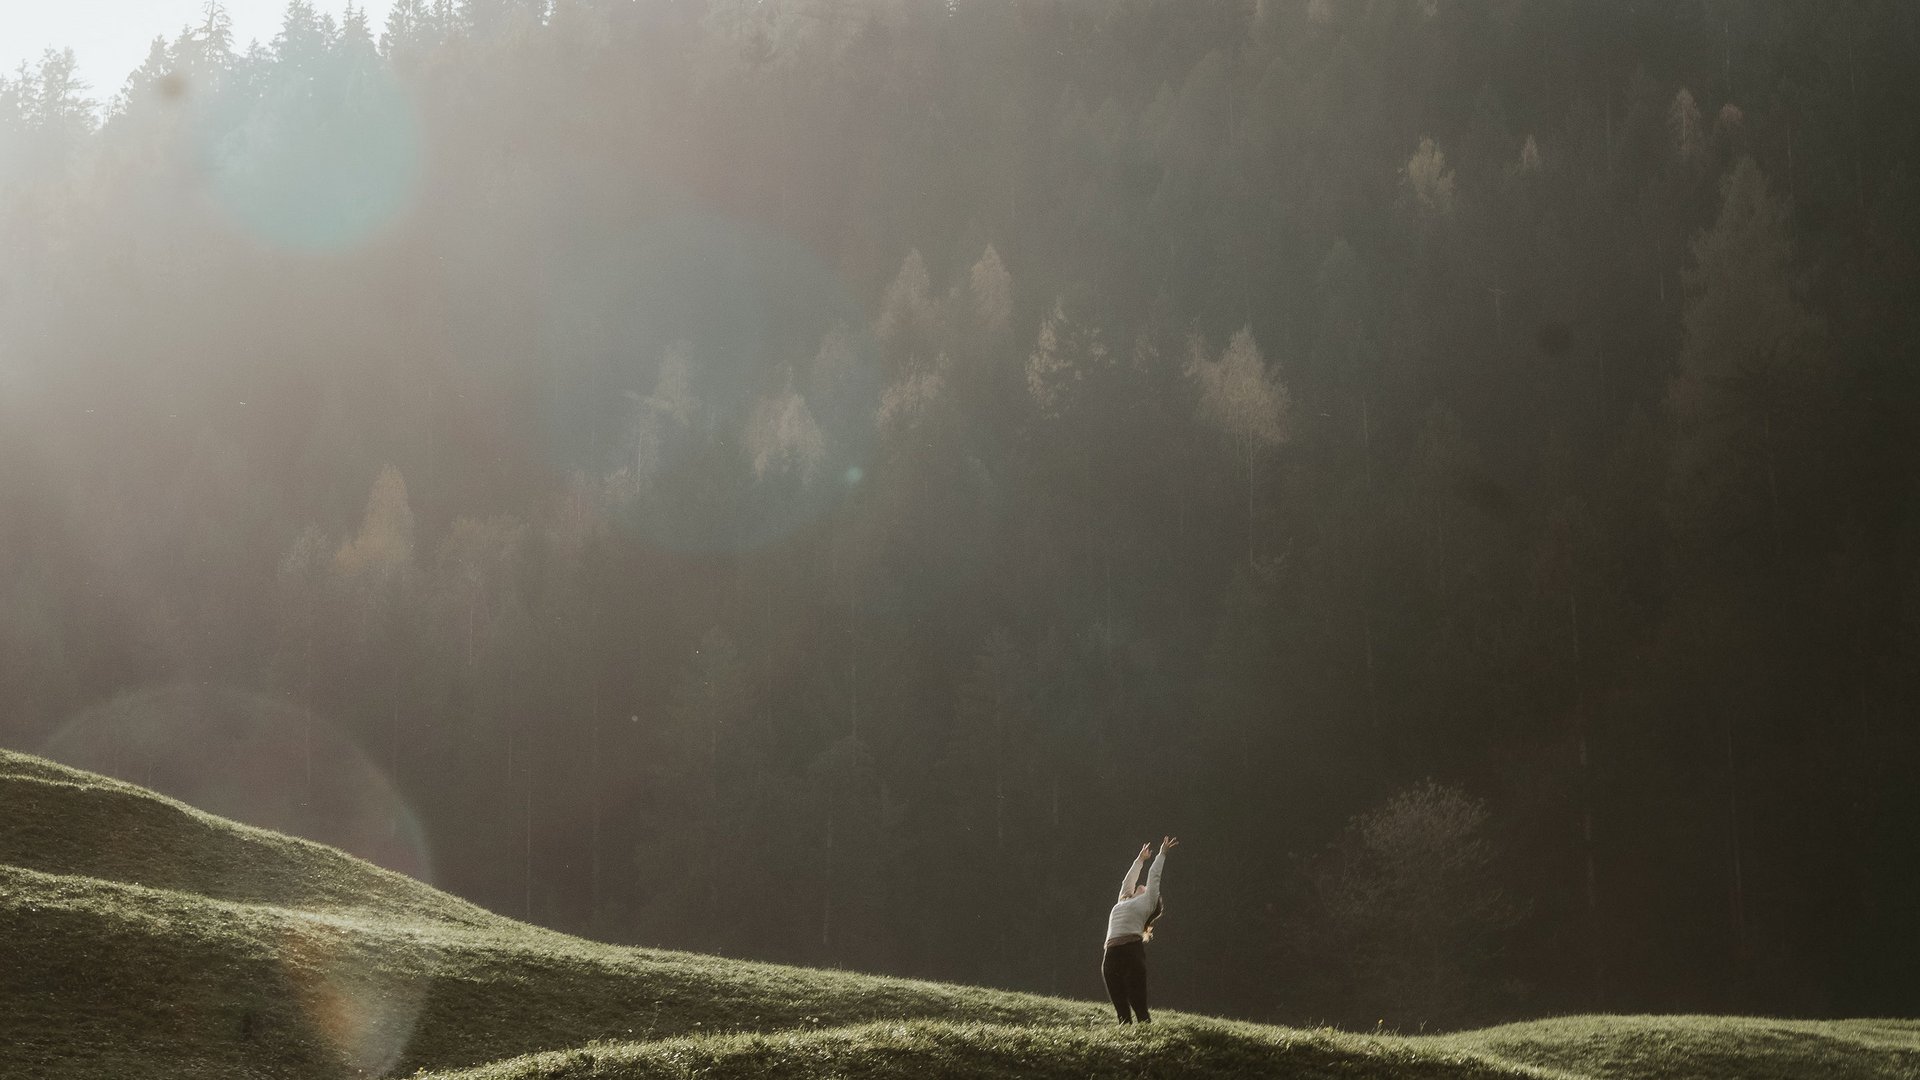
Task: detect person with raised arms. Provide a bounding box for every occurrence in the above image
[1101,835,1177,1025]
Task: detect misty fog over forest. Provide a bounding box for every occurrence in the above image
[3,0,1919,1032]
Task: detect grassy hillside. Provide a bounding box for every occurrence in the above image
[3,748,1915,1079]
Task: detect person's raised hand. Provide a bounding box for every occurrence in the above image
[1161,835,1180,853]
[1138,843,1152,861]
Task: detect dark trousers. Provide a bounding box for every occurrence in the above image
[1100,940,1150,1023]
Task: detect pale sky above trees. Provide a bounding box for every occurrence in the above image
[4,0,392,98]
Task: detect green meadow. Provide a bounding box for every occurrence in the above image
[4,749,1914,1079]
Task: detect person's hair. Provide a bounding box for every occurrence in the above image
[1140,898,1165,942]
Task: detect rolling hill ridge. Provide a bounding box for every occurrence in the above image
[3,748,1914,1079]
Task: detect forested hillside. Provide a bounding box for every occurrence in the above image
[2,0,1917,1030]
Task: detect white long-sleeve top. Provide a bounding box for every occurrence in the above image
[1104,849,1165,946]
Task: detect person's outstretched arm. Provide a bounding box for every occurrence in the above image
[1144,835,1178,903]
[1118,843,1150,901]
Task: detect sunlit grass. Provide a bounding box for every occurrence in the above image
[3,748,1915,1079]
[422,1019,1540,1080]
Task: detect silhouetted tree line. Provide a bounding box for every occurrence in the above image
[2,0,1918,1030]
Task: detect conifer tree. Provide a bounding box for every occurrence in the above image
[1188,326,1291,563]
[967,244,1013,339]
[1025,297,1106,420]
[1667,158,1826,561]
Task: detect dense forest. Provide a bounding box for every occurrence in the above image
[3,0,1918,1031]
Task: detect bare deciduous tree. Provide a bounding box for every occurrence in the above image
[1309,781,1522,1030]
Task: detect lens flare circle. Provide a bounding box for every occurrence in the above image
[191,55,423,253]
[41,683,433,884]
[280,911,434,1077]
[41,683,435,1076]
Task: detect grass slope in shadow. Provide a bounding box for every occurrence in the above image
[4,749,1916,1080]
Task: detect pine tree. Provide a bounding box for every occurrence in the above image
[1667,158,1826,561]
[671,628,752,816]
[169,1,235,77]
[341,3,375,52]
[951,629,1032,857]
[334,466,416,582]
[382,0,434,58]
[638,627,758,947]
[332,466,419,781]
[967,244,1013,339]
[1312,239,1381,468]
[875,248,936,365]
[1400,136,1456,217]
[273,526,335,801]
[1187,326,1291,563]
[113,38,175,118]
[945,628,1037,978]
[432,516,528,669]
[1668,87,1704,164]
[747,385,827,484]
[272,1,331,68]
[876,356,948,437]
[28,50,95,147]
[1025,297,1107,420]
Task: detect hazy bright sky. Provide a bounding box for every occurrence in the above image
[5,0,394,100]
